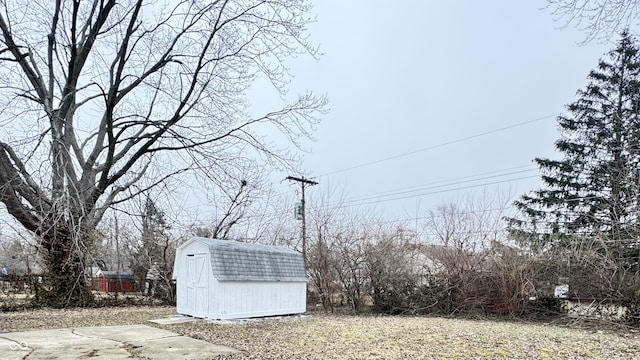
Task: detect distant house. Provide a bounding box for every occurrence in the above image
[172,238,307,320]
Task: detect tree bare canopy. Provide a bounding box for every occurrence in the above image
[547,0,640,40]
[0,0,326,306]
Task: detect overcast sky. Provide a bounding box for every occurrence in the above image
[255,0,618,222]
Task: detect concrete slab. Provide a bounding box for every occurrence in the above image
[0,324,239,360]
[148,315,200,325]
[73,324,180,342]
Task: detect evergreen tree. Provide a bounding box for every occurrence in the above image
[141,197,167,265]
[130,197,170,296]
[509,32,640,266]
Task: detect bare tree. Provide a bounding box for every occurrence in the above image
[0,0,326,307]
[188,181,299,247]
[425,192,512,251]
[330,227,369,313]
[306,202,337,312]
[546,0,640,40]
[206,180,252,239]
[307,214,386,313]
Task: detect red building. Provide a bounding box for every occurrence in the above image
[97,271,135,292]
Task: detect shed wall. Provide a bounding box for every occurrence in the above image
[214,281,306,320]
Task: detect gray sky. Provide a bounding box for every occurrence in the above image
[261,0,616,222]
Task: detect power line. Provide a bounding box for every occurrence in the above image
[316,168,537,209]
[312,175,539,210]
[271,168,540,219]
[372,205,517,225]
[318,114,558,177]
[325,164,536,204]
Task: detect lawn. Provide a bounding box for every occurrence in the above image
[1,307,639,359]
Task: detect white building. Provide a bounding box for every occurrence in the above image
[172,238,307,320]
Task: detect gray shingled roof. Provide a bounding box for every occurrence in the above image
[196,238,307,282]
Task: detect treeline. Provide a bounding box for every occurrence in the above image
[305,222,640,324]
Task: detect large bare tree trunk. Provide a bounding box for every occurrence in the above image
[39,230,93,307]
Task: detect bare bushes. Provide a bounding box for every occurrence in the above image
[305,222,538,316]
[365,231,446,315]
[362,238,538,316]
[304,199,640,321]
[303,206,537,316]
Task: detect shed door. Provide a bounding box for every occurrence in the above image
[186,253,208,318]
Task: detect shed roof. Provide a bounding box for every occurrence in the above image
[184,238,307,282]
[97,271,134,281]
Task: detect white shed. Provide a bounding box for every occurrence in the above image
[172,238,307,320]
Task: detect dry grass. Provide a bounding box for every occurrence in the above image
[2,307,640,359]
[174,314,640,359]
[0,306,175,332]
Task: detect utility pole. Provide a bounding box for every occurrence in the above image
[286,176,318,265]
